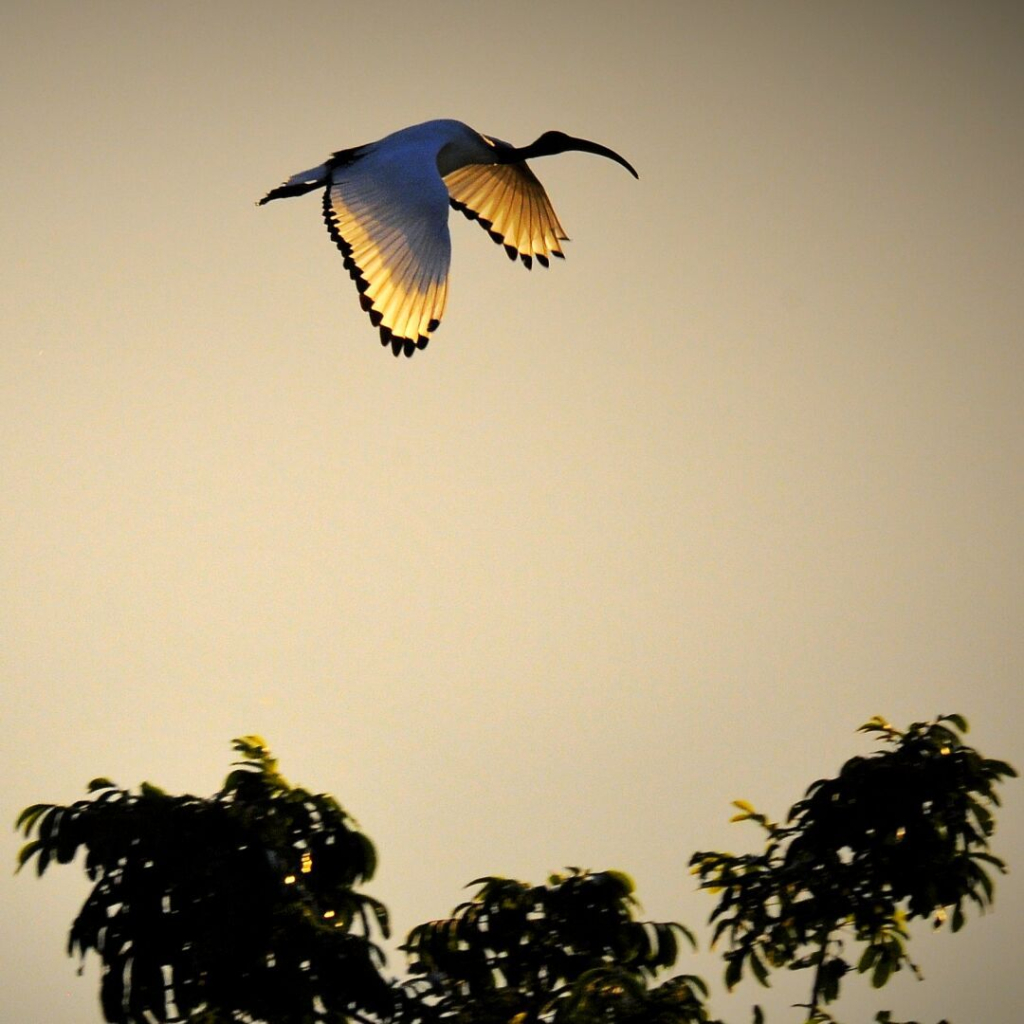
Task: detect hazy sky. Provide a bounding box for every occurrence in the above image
[3,2,1022,1021]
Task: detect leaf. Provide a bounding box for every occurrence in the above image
[973,850,1008,872]
[857,945,878,973]
[967,798,993,833]
[87,778,117,793]
[35,843,51,877]
[231,735,271,763]
[859,715,894,734]
[871,953,893,989]
[652,923,678,968]
[972,863,994,902]
[677,973,709,997]
[939,713,968,734]
[712,916,735,947]
[15,840,41,872]
[466,875,501,889]
[37,806,60,842]
[951,903,965,932]
[984,758,1017,779]
[749,949,770,987]
[725,953,743,990]
[673,921,698,951]
[14,803,51,835]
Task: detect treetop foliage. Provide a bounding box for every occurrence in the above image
[399,868,712,1024]
[16,714,1016,1024]
[17,735,391,1024]
[690,714,1016,1021]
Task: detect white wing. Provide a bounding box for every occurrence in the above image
[324,147,451,357]
[444,162,568,269]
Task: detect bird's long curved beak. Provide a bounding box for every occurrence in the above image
[563,135,639,179]
[510,131,640,178]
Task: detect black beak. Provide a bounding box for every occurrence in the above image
[560,135,639,179]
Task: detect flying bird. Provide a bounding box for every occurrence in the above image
[259,119,638,357]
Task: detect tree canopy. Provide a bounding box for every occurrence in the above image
[17,715,1015,1024]
[399,869,712,1024]
[690,714,1016,1022]
[17,737,391,1024]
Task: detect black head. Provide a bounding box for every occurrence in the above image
[506,130,639,178]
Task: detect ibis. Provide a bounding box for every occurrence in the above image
[259,119,638,357]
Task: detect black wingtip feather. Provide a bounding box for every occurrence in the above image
[259,179,322,205]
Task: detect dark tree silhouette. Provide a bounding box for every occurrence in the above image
[690,714,1016,1023]
[16,737,392,1024]
[17,715,1015,1024]
[398,869,714,1024]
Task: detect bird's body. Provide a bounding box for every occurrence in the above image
[259,119,637,356]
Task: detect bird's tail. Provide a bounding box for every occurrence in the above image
[257,163,329,205]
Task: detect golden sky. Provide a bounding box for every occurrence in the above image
[3,2,1022,1021]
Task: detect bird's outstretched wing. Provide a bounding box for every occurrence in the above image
[324,149,451,357]
[443,163,569,269]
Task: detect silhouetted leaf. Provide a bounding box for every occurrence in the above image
[951,903,965,932]
[749,949,770,987]
[15,803,51,834]
[724,952,743,990]
[16,840,41,872]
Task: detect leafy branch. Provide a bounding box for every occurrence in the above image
[690,714,1016,1022]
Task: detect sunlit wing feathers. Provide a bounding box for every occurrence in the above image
[323,148,451,356]
[261,120,637,355]
[443,162,569,270]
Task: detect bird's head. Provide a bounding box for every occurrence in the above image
[506,130,639,178]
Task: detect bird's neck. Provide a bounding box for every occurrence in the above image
[436,136,501,177]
